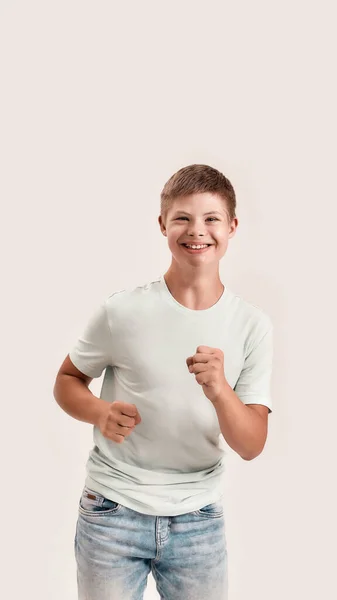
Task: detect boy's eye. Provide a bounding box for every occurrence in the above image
[176,217,218,221]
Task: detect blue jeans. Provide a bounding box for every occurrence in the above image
[75,485,228,599]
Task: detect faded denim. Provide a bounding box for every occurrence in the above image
[75,485,228,600]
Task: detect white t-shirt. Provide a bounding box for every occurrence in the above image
[69,274,273,516]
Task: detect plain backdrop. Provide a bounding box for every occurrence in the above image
[1,1,336,599]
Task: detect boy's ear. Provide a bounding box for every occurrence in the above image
[228,217,239,238]
[158,215,167,236]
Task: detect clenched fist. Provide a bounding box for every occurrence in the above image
[186,345,228,404]
[96,400,142,444]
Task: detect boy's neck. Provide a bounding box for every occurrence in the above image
[163,269,225,311]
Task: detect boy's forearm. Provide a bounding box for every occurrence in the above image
[212,382,268,460]
[53,375,106,426]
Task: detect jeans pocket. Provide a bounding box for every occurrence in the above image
[79,486,122,515]
[192,500,224,518]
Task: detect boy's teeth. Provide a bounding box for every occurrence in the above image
[185,244,208,248]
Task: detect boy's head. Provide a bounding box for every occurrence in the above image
[158,164,238,267]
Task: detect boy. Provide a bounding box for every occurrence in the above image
[54,163,273,600]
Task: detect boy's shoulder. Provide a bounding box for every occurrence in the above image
[227,288,273,349]
[230,288,272,324]
[104,276,162,306]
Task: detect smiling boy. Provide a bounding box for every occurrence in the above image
[54,163,273,600]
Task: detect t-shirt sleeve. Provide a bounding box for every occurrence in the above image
[68,300,112,378]
[234,324,274,413]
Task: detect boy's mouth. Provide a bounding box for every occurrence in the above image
[180,243,212,254]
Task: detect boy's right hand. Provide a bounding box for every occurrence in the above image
[96,400,142,444]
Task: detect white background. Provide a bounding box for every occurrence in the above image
[1,1,336,598]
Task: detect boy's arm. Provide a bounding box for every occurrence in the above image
[57,353,93,386]
[53,298,114,424]
[53,354,106,425]
[213,323,274,460]
[212,385,269,460]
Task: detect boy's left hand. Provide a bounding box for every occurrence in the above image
[186,345,228,404]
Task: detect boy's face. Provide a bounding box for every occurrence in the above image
[158,192,238,266]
